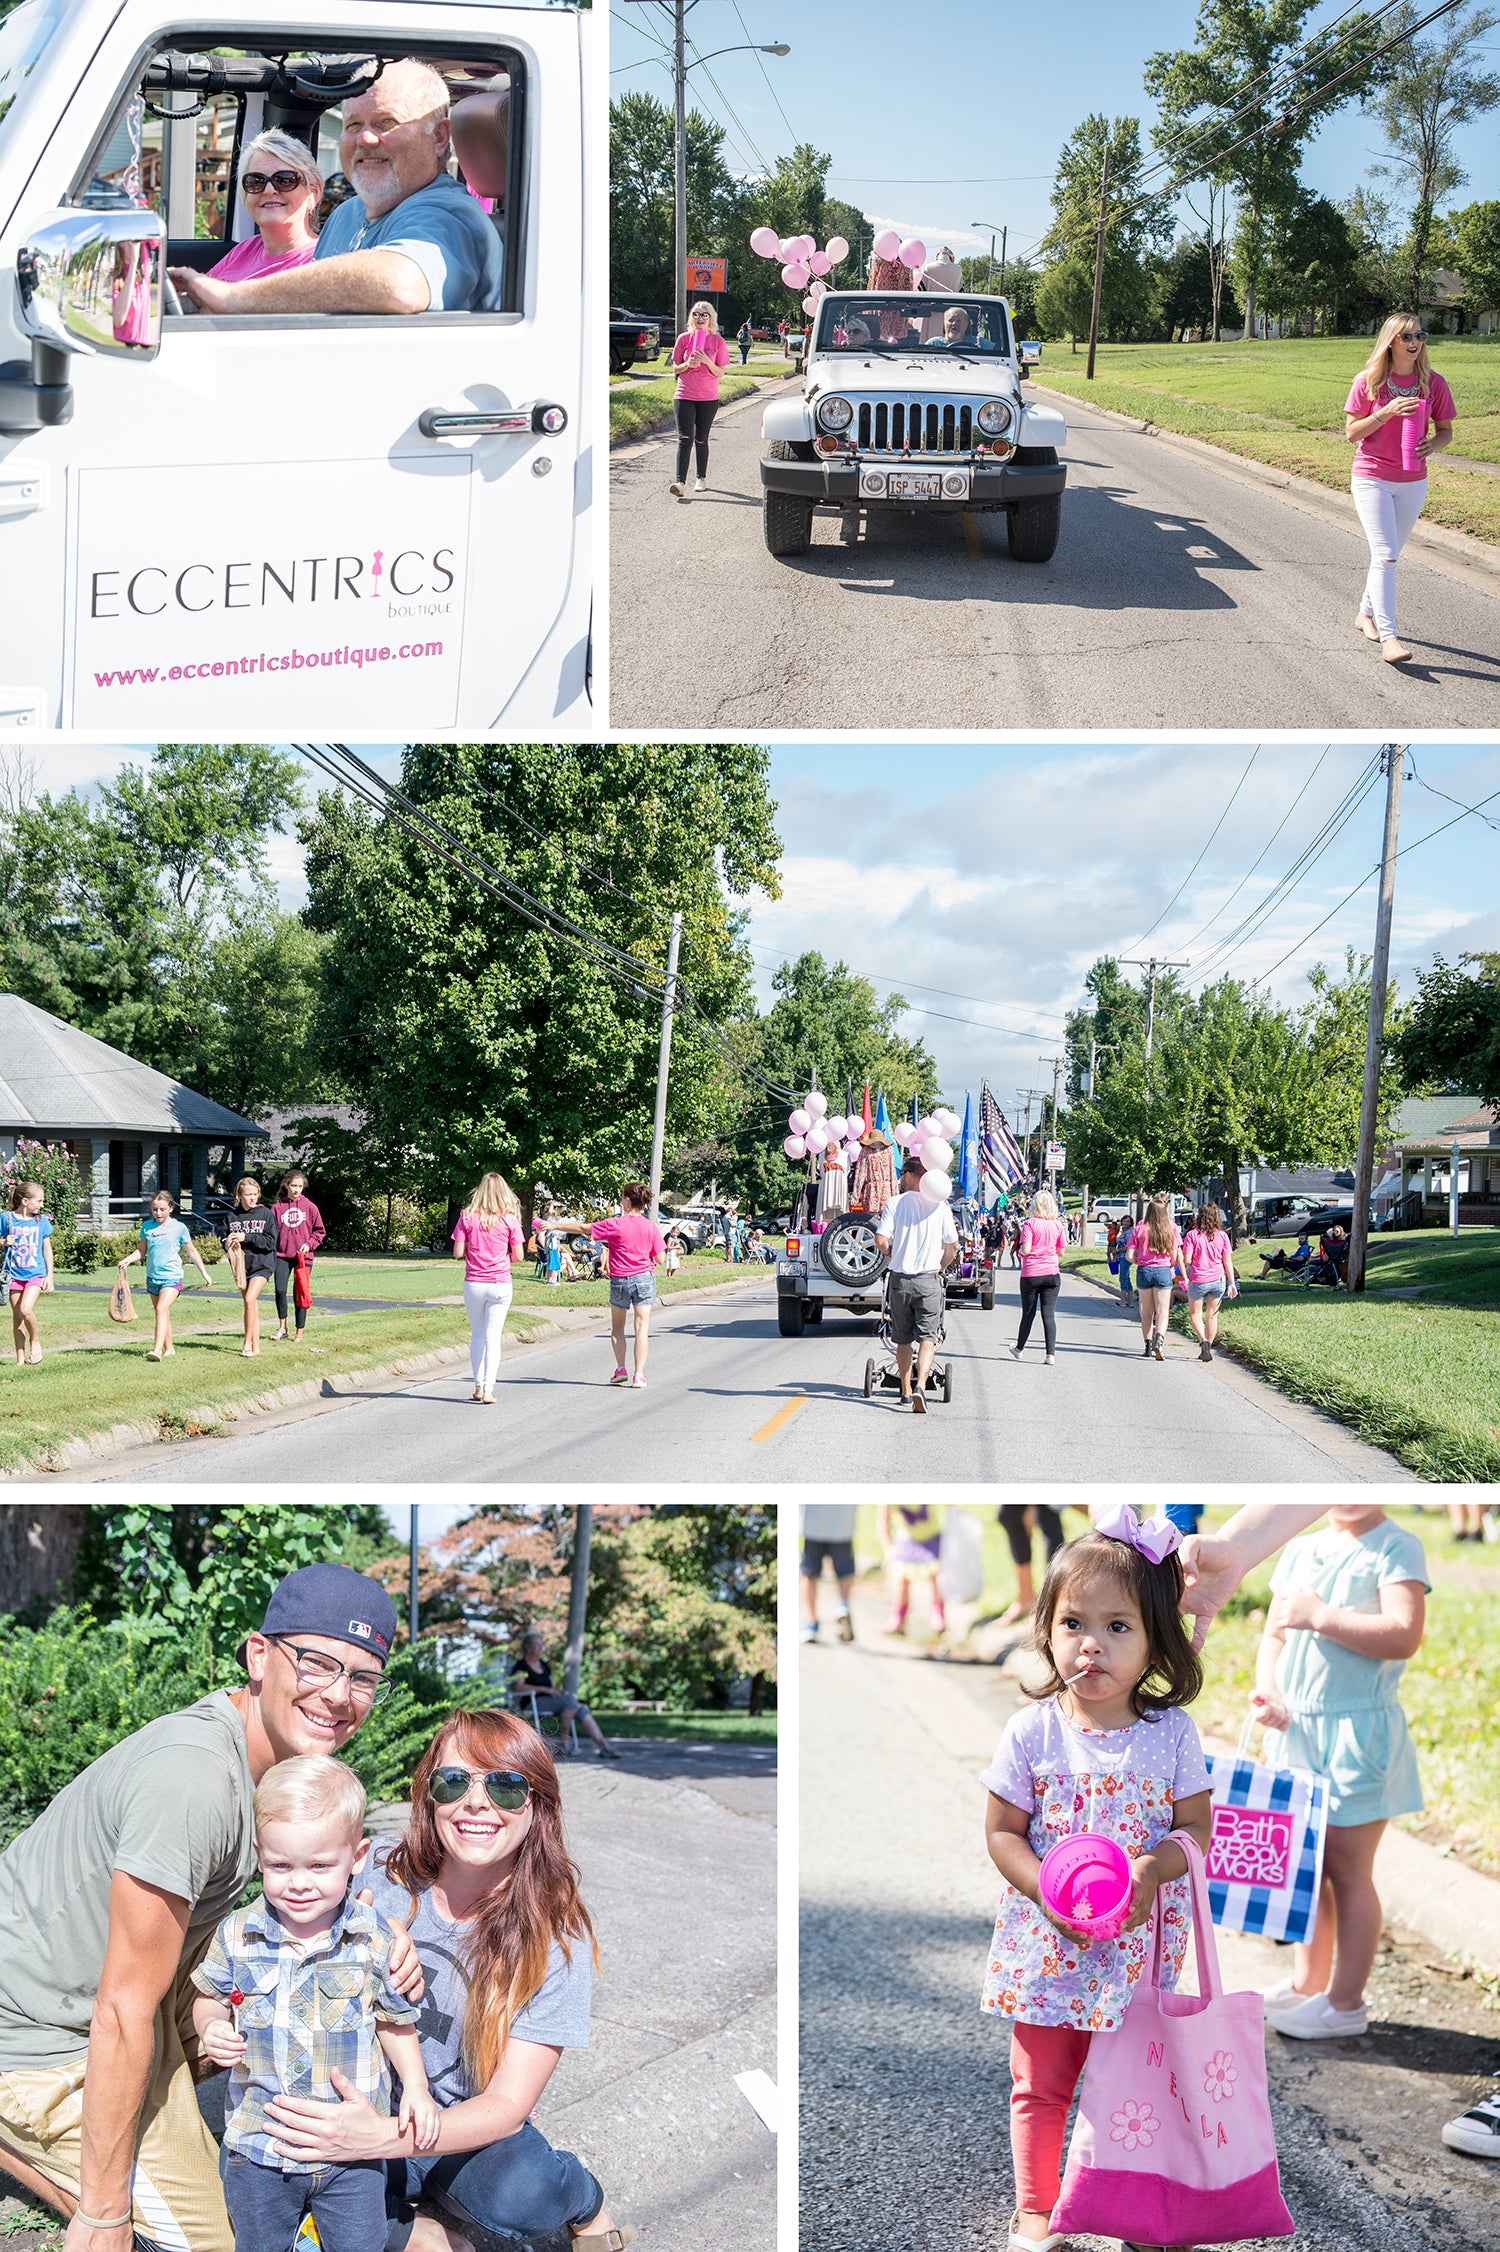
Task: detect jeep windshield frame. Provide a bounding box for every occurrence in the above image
[0,0,69,163]
[813,293,1012,359]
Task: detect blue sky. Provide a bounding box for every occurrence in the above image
[20,741,1498,1111]
[610,0,1500,272]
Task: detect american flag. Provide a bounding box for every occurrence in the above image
[979,1080,1027,1191]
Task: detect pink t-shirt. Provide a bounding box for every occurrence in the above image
[1018,1216,1065,1277]
[208,234,319,281]
[672,330,731,401]
[1345,371,1455,483]
[1182,1227,1232,1287]
[1129,1222,1182,1272]
[591,1213,665,1277]
[452,1212,524,1283]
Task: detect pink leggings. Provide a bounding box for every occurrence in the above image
[1009,2021,1093,2213]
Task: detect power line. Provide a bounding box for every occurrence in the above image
[1174,746,1337,954]
[742,938,1071,1026]
[1130,742,1261,949]
[1406,756,1500,832]
[1188,756,1383,981]
[730,0,799,146]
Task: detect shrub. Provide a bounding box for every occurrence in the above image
[1,1140,86,1271]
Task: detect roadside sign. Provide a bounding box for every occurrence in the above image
[686,257,727,292]
[1046,1142,1066,1171]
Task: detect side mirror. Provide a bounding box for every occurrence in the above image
[17,208,166,361]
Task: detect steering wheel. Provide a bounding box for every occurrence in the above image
[162,272,184,316]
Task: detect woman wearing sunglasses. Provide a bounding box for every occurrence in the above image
[207,130,323,283]
[1345,313,1455,664]
[262,1709,635,2252]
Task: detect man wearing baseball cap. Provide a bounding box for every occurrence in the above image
[0,1564,422,2252]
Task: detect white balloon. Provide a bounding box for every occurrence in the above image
[844,1140,861,1164]
[922,1137,954,1172]
[893,1122,913,1146]
[784,1134,807,1160]
[826,1114,848,1140]
[806,1124,830,1152]
[804,1091,828,1118]
[934,1108,960,1137]
[919,1169,951,1204]
[789,1108,811,1134]
[914,1116,936,1145]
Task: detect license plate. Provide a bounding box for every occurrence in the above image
[778,1259,806,1276]
[887,471,942,499]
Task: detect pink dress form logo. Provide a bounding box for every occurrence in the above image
[370,549,385,595]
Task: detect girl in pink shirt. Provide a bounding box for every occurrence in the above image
[1128,1194,1185,1363]
[1344,314,1456,664]
[1182,1200,1237,1364]
[1009,1192,1067,1365]
[452,1172,525,1403]
[669,302,732,499]
[208,130,321,286]
[587,1182,665,1389]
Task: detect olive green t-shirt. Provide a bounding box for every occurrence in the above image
[0,1688,256,2067]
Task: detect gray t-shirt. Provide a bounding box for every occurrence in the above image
[0,1689,255,2067]
[363,1839,591,2104]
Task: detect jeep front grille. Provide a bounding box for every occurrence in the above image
[855,398,975,455]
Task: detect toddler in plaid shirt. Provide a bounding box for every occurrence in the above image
[192,1755,439,2252]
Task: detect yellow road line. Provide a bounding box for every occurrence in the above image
[750,1392,809,1443]
[959,511,983,559]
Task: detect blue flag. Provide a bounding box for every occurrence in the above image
[875,1088,891,1137]
[958,1091,979,1201]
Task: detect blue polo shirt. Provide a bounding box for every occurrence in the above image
[314,171,503,311]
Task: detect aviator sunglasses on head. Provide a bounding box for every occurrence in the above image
[428,1765,532,1811]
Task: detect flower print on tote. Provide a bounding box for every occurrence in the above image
[1204,2050,1238,2103]
[1109,2099,1161,2151]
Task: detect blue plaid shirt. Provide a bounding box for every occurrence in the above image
[191,1891,418,2173]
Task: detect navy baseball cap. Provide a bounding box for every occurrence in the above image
[237,1562,399,1668]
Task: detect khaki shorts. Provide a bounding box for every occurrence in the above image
[0,1949,233,2252]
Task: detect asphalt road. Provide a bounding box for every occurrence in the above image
[800,1592,1500,2252]
[608,392,1500,727]
[96,1264,1403,1485]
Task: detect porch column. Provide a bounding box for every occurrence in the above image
[90,1141,109,1229]
[187,1139,206,1216]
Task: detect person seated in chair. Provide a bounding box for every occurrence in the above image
[511,1634,620,1759]
[1258,1227,1312,1279]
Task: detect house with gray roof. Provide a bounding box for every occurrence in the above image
[0,993,263,1227]
[1376,1092,1499,1228]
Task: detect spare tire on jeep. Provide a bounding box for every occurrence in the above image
[819,1213,889,1291]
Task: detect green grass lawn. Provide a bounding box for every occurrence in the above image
[301,1246,772,1310]
[844,1501,1499,1871]
[592,1708,776,1743]
[1062,1234,1500,1481]
[1035,335,1500,545]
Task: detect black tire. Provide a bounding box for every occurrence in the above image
[777,1294,806,1338]
[804,1298,824,1325]
[980,1287,995,1311]
[819,1213,889,1291]
[1007,447,1061,562]
[763,438,816,557]
[609,347,629,376]
[864,1358,876,1398]
[943,1363,954,1403]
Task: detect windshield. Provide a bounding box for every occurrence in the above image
[0,0,67,157]
[816,294,1011,357]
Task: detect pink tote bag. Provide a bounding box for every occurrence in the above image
[1051,1832,1293,2246]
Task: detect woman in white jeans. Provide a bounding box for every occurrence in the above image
[1344,314,1455,664]
[451,1172,525,1404]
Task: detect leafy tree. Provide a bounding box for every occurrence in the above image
[1364,2,1500,311]
[301,746,780,1228]
[1040,114,1173,344]
[1397,951,1500,1102]
[1447,198,1500,317]
[1146,3,1396,338]
[1260,190,1362,331]
[609,92,747,320]
[586,1505,776,1711]
[1340,184,1407,319]
[1064,957,1162,1102]
[1035,257,1098,349]
[102,744,302,913]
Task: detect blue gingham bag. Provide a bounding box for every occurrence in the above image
[1203,1716,1329,1945]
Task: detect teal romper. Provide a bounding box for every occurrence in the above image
[1271,1519,1429,1827]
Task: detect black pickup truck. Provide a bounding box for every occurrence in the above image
[610,308,663,376]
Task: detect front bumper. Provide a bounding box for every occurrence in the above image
[761,457,1066,506]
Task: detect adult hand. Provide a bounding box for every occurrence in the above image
[1247,1687,1289,1731]
[265,2066,391,2164]
[1176,1533,1246,1652]
[1384,395,1422,419]
[63,2217,134,2252]
[1268,1588,1326,1637]
[167,266,236,314]
[359,1894,423,2000]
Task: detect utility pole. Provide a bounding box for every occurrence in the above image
[408,1504,420,1645]
[673,0,688,343]
[1348,745,1405,1294]
[1041,1055,1065,1199]
[648,910,683,1225]
[1085,143,1109,381]
[562,1505,592,1698]
[1018,1087,1048,1179]
[973,220,1007,294]
[1120,957,1189,1058]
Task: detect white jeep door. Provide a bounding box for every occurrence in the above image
[0,0,585,730]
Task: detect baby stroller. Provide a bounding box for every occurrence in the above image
[864,1273,955,1403]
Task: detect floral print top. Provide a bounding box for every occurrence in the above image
[979,1699,1209,2030]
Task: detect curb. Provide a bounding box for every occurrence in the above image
[610,374,791,453]
[1032,381,1500,603]
[12,1270,775,1478]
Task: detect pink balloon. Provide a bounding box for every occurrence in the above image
[809,278,828,298]
[808,251,831,276]
[844,1140,861,1165]
[827,1114,848,1140]
[779,237,799,260]
[784,1134,807,1160]
[806,1125,830,1153]
[781,262,809,289]
[825,234,849,262]
[914,1116,936,1144]
[789,1108,810,1134]
[749,226,780,258]
[919,1169,951,1205]
[805,1091,828,1117]
[921,1138,954,1172]
[898,238,927,270]
[893,1122,913,1147]
[802,294,817,314]
[873,229,900,261]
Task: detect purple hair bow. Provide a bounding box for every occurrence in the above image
[1094,1502,1181,1566]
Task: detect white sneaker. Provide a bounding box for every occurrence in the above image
[669,480,686,497]
[1260,1976,1301,2008]
[1442,2088,1500,2157]
[1265,1991,1368,2038]
[800,1621,819,1643]
[694,477,707,491]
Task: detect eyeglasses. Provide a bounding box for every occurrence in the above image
[428,1766,532,1811]
[1397,330,1426,344]
[271,1637,390,1705]
[242,170,306,196]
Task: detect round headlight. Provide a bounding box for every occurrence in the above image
[816,394,854,432]
[976,398,1013,436]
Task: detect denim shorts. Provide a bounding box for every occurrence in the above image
[609,1271,656,1308]
[1187,1279,1224,1300]
[1136,1263,1174,1289]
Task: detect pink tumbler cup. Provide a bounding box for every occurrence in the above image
[1037,1833,1134,1940]
[1400,398,1428,473]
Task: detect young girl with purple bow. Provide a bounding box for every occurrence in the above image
[980,1506,1214,2252]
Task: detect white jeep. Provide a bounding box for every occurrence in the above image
[760,290,1065,561]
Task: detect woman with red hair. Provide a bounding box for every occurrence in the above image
[260,1709,634,2252]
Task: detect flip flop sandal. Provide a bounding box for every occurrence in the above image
[1004,2217,1067,2250]
[574,2229,639,2252]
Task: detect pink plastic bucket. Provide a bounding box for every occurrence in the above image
[1038,1832,1133,1939]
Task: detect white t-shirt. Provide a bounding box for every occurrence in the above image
[877,1190,958,1274]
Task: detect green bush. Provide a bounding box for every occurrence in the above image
[71,1229,140,1274]
[1,1140,85,1271]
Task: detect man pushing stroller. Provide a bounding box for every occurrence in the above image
[875,1152,960,1414]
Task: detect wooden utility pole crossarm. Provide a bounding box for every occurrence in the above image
[1348,744,1406,1294]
